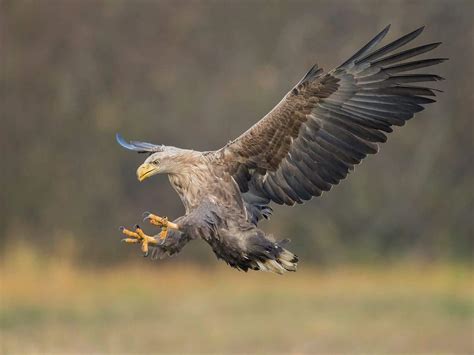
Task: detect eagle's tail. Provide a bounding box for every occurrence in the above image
[250,237,298,274]
[256,246,298,274]
[210,228,298,274]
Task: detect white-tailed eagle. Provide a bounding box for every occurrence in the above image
[117,25,446,274]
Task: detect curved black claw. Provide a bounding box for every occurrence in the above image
[119,226,125,232]
[143,251,149,257]
[134,224,140,229]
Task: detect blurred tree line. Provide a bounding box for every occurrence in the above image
[1,0,473,266]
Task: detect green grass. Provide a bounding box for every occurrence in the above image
[1,248,473,353]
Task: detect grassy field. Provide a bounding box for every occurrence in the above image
[1,247,473,354]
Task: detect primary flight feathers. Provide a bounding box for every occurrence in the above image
[221,25,446,206]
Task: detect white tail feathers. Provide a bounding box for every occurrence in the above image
[278,258,297,271]
[256,248,298,274]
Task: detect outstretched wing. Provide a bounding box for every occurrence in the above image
[219,25,446,208]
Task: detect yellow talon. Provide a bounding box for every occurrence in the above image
[122,238,139,244]
[119,213,179,255]
[159,227,168,240]
[143,212,179,243]
[119,225,159,256]
[144,213,179,229]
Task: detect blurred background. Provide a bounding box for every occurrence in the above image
[1,0,473,353]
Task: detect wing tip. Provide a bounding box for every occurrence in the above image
[116,133,164,153]
[115,132,139,152]
[414,25,425,34]
[408,25,425,41]
[338,24,392,69]
[115,132,128,148]
[379,24,392,39]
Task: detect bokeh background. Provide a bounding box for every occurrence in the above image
[1,0,473,353]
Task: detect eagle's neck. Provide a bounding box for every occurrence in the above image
[167,153,210,213]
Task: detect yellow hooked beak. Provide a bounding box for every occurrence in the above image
[136,163,158,182]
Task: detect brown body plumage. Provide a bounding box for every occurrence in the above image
[117,25,446,273]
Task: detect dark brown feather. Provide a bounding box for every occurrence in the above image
[219,26,445,207]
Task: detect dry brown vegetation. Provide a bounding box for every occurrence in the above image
[1,245,472,354]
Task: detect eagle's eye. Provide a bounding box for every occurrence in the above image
[154,160,160,165]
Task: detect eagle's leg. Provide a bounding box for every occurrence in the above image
[120,225,159,257]
[143,212,179,243]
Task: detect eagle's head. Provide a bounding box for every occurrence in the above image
[136,148,187,181]
[116,133,187,181]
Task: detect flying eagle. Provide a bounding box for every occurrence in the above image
[117,25,446,274]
